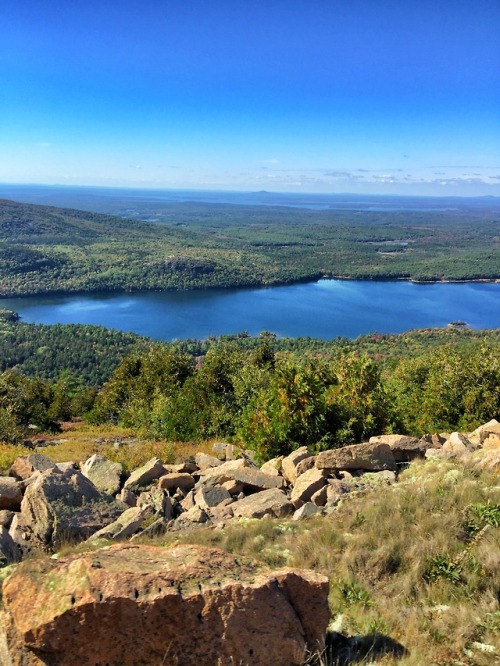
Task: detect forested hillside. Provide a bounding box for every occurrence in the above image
[1,198,499,296]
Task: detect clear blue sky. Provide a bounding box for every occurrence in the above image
[1,0,499,195]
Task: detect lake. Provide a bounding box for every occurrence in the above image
[2,280,499,341]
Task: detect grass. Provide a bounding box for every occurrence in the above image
[0,423,218,474]
[147,456,500,665]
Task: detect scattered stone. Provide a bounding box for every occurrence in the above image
[443,432,473,456]
[1,543,330,666]
[163,462,198,475]
[369,434,433,462]
[158,472,195,494]
[194,452,222,470]
[0,478,23,511]
[194,486,232,511]
[282,447,314,484]
[19,468,124,550]
[325,481,351,507]
[10,454,56,481]
[232,488,293,519]
[88,506,153,542]
[0,511,14,529]
[130,517,168,540]
[310,485,329,507]
[468,419,500,447]
[212,442,228,460]
[180,490,196,511]
[316,442,397,472]
[221,479,245,494]
[0,526,20,567]
[177,505,208,524]
[81,454,122,495]
[292,502,321,521]
[137,488,173,519]
[290,468,327,509]
[123,457,165,491]
[55,461,75,473]
[295,455,317,477]
[420,433,447,448]
[260,456,283,476]
[225,444,242,460]
[119,487,137,507]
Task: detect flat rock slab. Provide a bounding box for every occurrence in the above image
[316,442,397,472]
[369,434,431,462]
[123,457,165,491]
[232,488,293,519]
[2,544,330,666]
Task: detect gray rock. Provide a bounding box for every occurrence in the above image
[292,502,321,521]
[199,463,284,495]
[10,454,56,481]
[443,432,473,456]
[55,462,76,473]
[137,488,173,520]
[19,468,124,550]
[81,454,122,495]
[282,447,314,484]
[316,442,397,472]
[468,419,500,447]
[325,480,351,507]
[0,478,23,511]
[194,486,232,511]
[119,487,137,507]
[295,456,317,478]
[0,526,20,567]
[89,506,153,542]
[123,457,165,491]
[0,510,14,528]
[290,468,327,509]
[232,488,293,519]
[177,505,209,524]
[194,452,222,470]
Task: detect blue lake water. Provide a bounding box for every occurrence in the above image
[1,280,499,341]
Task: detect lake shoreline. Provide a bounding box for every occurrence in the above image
[1,273,499,301]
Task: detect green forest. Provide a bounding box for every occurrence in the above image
[1,317,498,460]
[1,198,499,296]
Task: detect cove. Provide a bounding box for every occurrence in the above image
[1,280,499,341]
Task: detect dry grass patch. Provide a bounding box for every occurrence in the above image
[153,457,499,665]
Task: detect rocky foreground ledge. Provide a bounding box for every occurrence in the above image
[0,418,498,665]
[1,543,329,666]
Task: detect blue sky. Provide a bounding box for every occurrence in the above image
[1,0,499,195]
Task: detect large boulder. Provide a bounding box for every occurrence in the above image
[316,442,397,472]
[368,434,432,462]
[0,479,22,511]
[17,468,124,550]
[198,460,283,494]
[1,544,330,666]
[232,488,293,519]
[81,454,122,495]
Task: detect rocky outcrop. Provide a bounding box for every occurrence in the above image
[316,442,397,472]
[1,544,330,666]
[282,446,314,484]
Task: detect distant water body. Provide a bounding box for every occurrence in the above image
[2,280,499,341]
